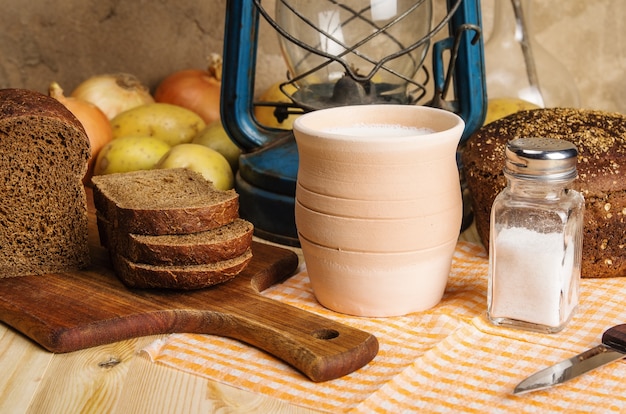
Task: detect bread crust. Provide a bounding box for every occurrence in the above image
[109,248,253,289]
[0,88,86,133]
[98,216,253,266]
[462,108,626,278]
[95,197,240,235]
[92,169,240,235]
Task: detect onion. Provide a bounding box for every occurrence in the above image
[49,82,113,184]
[154,53,222,124]
[71,73,154,120]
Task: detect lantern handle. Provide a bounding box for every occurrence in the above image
[430,0,486,142]
[221,0,287,151]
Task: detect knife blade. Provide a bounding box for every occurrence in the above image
[513,324,626,395]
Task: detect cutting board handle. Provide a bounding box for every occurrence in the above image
[202,295,379,382]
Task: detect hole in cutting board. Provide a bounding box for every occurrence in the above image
[311,328,340,340]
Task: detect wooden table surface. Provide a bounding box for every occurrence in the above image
[0,203,481,413]
[0,325,322,413]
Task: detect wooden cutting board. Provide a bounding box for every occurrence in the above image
[0,212,378,382]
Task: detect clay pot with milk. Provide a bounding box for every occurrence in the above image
[293,105,465,317]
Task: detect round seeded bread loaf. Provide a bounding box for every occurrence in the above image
[462,108,626,278]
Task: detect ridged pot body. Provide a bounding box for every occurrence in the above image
[293,105,465,316]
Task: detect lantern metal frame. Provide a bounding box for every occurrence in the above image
[220,0,486,245]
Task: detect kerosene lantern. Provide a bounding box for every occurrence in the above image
[221,0,486,245]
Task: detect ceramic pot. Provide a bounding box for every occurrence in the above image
[293,104,465,316]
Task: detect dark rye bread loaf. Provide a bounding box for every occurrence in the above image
[462,108,626,278]
[92,169,239,235]
[98,216,254,266]
[0,88,91,277]
[109,248,253,289]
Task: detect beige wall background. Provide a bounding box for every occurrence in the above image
[0,0,623,114]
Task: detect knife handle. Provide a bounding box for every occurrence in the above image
[602,324,626,353]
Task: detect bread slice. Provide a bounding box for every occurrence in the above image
[0,88,91,277]
[98,215,253,266]
[92,169,239,235]
[109,248,253,289]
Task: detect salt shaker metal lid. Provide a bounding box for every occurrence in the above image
[504,137,578,181]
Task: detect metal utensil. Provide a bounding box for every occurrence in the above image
[511,0,545,107]
[514,324,626,395]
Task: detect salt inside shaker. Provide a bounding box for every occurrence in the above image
[487,137,584,333]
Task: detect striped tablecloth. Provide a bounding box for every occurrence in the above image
[143,241,626,413]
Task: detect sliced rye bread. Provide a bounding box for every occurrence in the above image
[109,248,253,289]
[91,169,239,235]
[0,88,91,277]
[98,215,254,266]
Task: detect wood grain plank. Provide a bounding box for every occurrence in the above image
[6,330,321,414]
[115,350,323,413]
[26,336,155,413]
[0,325,53,414]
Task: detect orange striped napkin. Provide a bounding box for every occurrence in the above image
[143,242,626,413]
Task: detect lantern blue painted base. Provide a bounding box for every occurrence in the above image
[235,134,300,247]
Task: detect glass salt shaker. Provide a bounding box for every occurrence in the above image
[487,137,584,333]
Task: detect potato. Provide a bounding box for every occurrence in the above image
[111,103,206,146]
[156,143,234,190]
[93,136,171,175]
[191,121,241,172]
[484,98,540,125]
[254,82,299,129]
